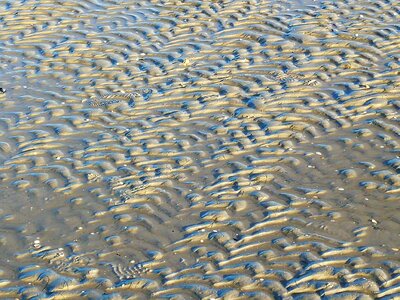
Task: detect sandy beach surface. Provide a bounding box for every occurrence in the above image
[0,0,399,299]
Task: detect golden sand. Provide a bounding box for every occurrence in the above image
[0,0,399,298]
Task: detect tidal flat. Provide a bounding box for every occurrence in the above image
[0,0,399,299]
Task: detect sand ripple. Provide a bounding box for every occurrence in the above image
[0,0,399,298]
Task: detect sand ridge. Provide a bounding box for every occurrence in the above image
[0,0,399,299]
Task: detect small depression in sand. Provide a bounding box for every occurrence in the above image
[0,0,399,299]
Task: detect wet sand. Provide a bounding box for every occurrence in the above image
[0,0,399,298]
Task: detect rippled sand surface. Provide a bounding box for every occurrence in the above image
[0,0,399,298]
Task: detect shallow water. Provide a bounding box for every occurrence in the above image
[0,0,399,299]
